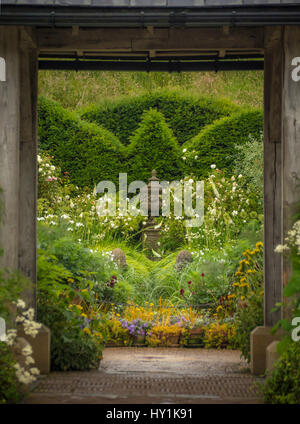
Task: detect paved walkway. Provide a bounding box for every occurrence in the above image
[26,348,264,404]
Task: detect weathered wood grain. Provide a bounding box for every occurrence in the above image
[37,27,264,52]
[19,30,38,312]
[264,26,283,326]
[282,26,300,297]
[0,27,20,272]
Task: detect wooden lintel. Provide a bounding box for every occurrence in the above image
[72,25,79,36]
[219,49,226,58]
[147,26,154,37]
[222,26,230,35]
[20,27,38,50]
[37,27,264,52]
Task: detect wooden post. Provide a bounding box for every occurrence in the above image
[0,27,20,272]
[251,26,284,375]
[282,26,300,291]
[19,29,38,312]
[263,27,283,327]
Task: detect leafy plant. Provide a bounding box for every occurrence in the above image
[0,342,22,404]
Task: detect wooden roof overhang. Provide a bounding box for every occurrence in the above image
[1,1,300,71]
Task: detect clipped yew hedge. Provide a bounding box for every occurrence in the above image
[80,90,238,146]
[183,109,263,178]
[127,108,183,183]
[38,97,126,187]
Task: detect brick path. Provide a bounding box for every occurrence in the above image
[25,348,264,404]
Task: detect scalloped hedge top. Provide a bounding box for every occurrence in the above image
[38,92,263,188]
[80,91,238,146]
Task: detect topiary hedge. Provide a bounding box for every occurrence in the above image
[38,96,126,187]
[182,109,263,178]
[80,90,238,146]
[127,108,183,183]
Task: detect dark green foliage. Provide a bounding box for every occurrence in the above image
[183,109,263,178]
[50,331,102,371]
[263,341,300,404]
[80,90,237,146]
[0,342,22,404]
[38,96,126,187]
[127,108,183,183]
[37,250,103,371]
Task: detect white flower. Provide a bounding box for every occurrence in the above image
[16,299,26,309]
[30,367,40,376]
[274,244,289,253]
[22,345,33,356]
[182,148,187,153]
[238,174,243,179]
[25,356,35,366]
[211,164,216,169]
[194,155,198,160]
[50,165,55,171]
[182,156,186,161]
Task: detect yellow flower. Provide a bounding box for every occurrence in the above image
[216,306,223,312]
[81,289,88,293]
[256,241,263,249]
[76,305,83,310]
[228,294,236,299]
[233,282,239,287]
[68,278,75,283]
[81,313,87,318]
[260,290,264,296]
[83,328,91,335]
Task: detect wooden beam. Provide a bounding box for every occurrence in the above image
[282,26,300,292]
[37,27,264,52]
[19,34,38,313]
[0,27,20,273]
[263,26,283,326]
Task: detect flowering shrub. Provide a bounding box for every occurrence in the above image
[203,322,236,349]
[37,152,143,246]
[0,300,41,404]
[261,214,300,404]
[232,242,264,361]
[121,319,153,337]
[37,251,103,371]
